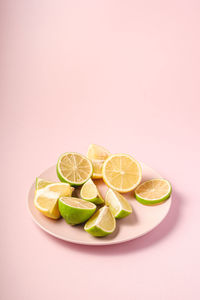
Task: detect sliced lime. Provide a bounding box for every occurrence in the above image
[80,179,104,205]
[84,206,116,237]
[135,179,172,205]
[35,177,53,189]
[105,188,132,218]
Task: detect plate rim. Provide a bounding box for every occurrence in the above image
[27,163,172,246]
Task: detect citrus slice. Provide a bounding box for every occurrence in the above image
[34,183,74,219]
[80,178,104,205]
[91,159,105,179]
[84,206,116,237]
[87,144,110,160]
[35,177,53,189]
[135,179,172,205]
[87,144,110,179]
[57,152,93,186]
[102,154,142,193]
[105,188,132,218]
[58,197,96,225]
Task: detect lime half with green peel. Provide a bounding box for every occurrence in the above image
[84,206,116,237]
[135,178,172,205]
[58,197,96,225]
[80,178,104,205]
[105,188,132,219]
[57,152,93,186]
[35,177,54,190]
[34,183,74,219]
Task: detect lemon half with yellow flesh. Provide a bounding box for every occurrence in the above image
[102,154,142,193]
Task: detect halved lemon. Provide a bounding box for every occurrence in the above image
[135,178,172,205]
[105,188,132,218]
[80,178,104,204]
[57,152,93,186]
[34,183,74,219]
[84,206,116,237]
[102,154,142,193]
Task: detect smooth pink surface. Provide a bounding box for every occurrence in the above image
[1,1,200,299]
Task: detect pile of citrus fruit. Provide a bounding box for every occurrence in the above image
[34,144,172,237]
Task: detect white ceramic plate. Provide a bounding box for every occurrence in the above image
[28,163,172,245]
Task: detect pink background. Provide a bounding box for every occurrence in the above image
[1,1,200,299]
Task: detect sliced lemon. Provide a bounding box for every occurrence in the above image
[135,179,172,205]
[35,177,53,189]
[105,188,132,218]
[84,206,116,237]
[80,178,104,205]
[87,144,110,160]
[91,159,105,179]
[102,154,142,193]
[87,144,110,179]
[58,197,96,225]
[57,152,93,186]
[34,183,74,219]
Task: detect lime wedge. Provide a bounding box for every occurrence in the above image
[35,177,54,189]
[84,206,116,237]
[105,188,132,218]
[58,197,96,225]
[135,178,172,205]
[57,152,93,186]
[80,179,104,205]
